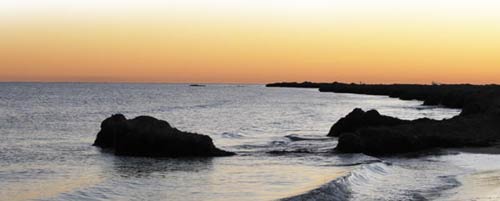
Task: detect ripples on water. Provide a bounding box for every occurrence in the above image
[2,83,497,201]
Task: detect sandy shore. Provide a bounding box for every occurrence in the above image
[440,169,500,201]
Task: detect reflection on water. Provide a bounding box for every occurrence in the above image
[111,156,215,178]
[2,166,102,201]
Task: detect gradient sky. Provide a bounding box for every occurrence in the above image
[1,0,499,84]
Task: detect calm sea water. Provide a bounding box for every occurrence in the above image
[1,83,499,201]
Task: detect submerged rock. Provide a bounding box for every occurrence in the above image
[93,114,235,157]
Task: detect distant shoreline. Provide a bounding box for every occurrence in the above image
[266,81,500,110]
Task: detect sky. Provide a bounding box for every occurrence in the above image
[1,0,499,84]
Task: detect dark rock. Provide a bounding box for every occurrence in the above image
[93,114,127,148]
[335,111,500,155]
[93,114,235,157]
[328,108,410,137]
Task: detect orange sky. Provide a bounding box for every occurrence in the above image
[1,0,499,84]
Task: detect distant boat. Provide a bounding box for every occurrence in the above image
[189,84,206,87]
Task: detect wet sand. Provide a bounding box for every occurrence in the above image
[441,169,500,201]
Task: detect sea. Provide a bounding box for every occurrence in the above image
[1,83,500,201]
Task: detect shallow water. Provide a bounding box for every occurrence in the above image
[3,83,496,201]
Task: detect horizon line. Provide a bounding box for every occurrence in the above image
[1,80,499,86]
[0,81,265,85]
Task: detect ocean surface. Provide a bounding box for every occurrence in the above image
[1,83,499,201]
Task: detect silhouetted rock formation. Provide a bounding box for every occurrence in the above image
[267,81,500,155]
[334,108,500,155]
[328,108,413,137]
[93,114,235,157]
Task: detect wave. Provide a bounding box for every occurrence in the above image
[282,160,461,201]
[282,162,391,201]
[220,132,244,138]
[229,134,337,155]
[267,136,337,155]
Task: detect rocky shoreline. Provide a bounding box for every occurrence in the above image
[267,82,500,155]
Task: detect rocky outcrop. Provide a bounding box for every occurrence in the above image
[93,114,235,157]
[335,111,500,155]
[328,108,414,137]
[336,111,500,155]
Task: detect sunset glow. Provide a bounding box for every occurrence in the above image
[1,0,500,83]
